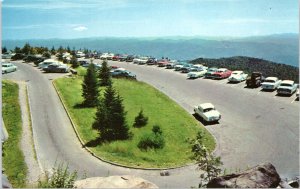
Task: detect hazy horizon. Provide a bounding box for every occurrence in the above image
[3,0,298,40]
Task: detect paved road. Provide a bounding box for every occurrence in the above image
[3,60,299,187]
[2,61,201,188]
[105,60,299,179]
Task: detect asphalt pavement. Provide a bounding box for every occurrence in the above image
[3,60,299,187]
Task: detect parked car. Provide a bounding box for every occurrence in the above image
[228,70,248,83]
[119,55,128,61]
[112,54,121,61]
[11,53,26,60]
[276,80,298,95]
[204,67,218,78]
[174,62,186,71]
[157,59,169,67]
[194,103,221,123]
[261,77,281,90]
[125,55,135,62]
[212,68,232,79]
[180,64,193,73]
[110,68,136,79]
[43,63,69,73]
[2,52,15,59]
[76,51,85,58]
[246,72,265,88]
[187,68,207,79]
[138,57,149,65]
[100,53,109,60]
[166,63,175,69]
[133,56,141,64]
[146,57,157,65]
[2,63,17,74]
[296,89,299,99]
[107,53,114,60]
[38,59,59,69]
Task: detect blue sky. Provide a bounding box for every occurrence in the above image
[2,0,299,39]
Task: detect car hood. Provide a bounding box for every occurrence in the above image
[229,75,242,79]
[203,110,220,118]
[277,85,293,90]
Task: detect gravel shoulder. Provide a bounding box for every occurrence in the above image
[18,81,43,185]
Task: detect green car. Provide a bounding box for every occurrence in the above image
[204,67,218,78]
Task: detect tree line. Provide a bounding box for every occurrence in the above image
[191,56,299,83]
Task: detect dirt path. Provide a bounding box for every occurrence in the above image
[18,81,43,186]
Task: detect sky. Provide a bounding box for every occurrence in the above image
[2,0,299,40]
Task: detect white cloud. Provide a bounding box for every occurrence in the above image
[73,26,88,32]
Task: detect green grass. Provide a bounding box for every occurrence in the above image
[54,76,215,168]
[2,80,27,187]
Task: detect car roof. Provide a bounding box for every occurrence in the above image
[265,77,278,81]
[199,103,215,109]
[280,80,294,84]
[217,68,227,71]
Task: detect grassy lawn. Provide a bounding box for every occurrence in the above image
[2,80,27,187]
[54,73,215,168]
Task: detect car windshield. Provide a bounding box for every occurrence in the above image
[208,68,217,71]
[265,80,275,83]
[232,72,239,75]
[203,108,214,112]
[280,83,292,87]
[2,65,9,67]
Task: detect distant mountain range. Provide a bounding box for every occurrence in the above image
[3,33,299,67]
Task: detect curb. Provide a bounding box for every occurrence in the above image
[52,80,195,171]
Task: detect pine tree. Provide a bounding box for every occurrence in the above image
[70,55,79,68]
[92,84,130,141]
[98,60,111,86]
[82,63,99,107]
[51,46,56,55]
[22,43,31,55]
[2,47,7,53]
[133,109,148,128]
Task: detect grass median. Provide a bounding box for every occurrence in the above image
[2,80,27,187]
[54,75,215,168]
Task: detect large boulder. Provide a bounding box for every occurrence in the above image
[74,175,158,188]
[207,162,281,188]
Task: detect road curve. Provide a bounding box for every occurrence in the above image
[3,61,201,188]
[106,60,299,179]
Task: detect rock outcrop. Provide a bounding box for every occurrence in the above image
[74,175,158,188]
[207,162,281,188]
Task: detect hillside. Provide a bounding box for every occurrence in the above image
[3,34,298,67]
[190,56,299,83]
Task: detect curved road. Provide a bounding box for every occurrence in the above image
[3,60,299,187]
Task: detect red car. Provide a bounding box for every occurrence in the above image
[157,59,169,67]
[212,68,232,79]
[112,54,120,61]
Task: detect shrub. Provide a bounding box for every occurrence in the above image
[138,125,165,150]
[38,163,77,188]
[133,109,148,128]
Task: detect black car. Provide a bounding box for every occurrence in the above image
[119,55,128,61]
[43,64,69,73]
[125,55,134,62]
[111,69,136,79]
[146,57,157,65]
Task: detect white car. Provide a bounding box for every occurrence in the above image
[187,68,207,79]
[2,63,17,74]
[100,53,109,60]
[133,56,141,64]
[277,80,298,95]
[138,57,149,65]
[194,103,221,122]
[296,89,299,99]
[38,59,59,69]
[228,70,248,82]
[261,77,282,90]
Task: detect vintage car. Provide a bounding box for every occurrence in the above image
[174,62,185,71]
[43,63,69,73]
[112,54,121,61]
[110,68,136,79]
[194,103,221,122]
[246,72,265,88]
[138,57,149,65]
[157,59,169,67]
[261,77,282,90]
[118,54,128,61]
[180,64,193,73]
[276,80,298,95]
[204,67,218,78]
[38,59,59,69]
[228,70,248,83]
[2,63,17,74]
[133,56,141,64]
[187,68,207,79]
[212,68,232,79]
[296,89,299,99]
[146,57,157,65]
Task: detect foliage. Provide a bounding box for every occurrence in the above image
[138,125,165,150]
[50,46,56,55]
[70,55,79,68]
[2,46,7,53]
[190,131,223,187]
[98,60,112,86]
[93,84,130,141]
[57,52,64,62]
[22,43,31,55]
[38,163,77,188]
[191,56,299,83]
[2,80,27,188]
[43,51,51,58]
[82,63,99,107]
[133,109,148,128]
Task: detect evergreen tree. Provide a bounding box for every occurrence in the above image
[58,52,64,62]
[82,63,99,107]
[70,55,79,68]
[22,43,31,55]
[2,47,7,53]
[14,46,21,53]
[98,60,111,86]
[93,84,130,141]
[43,51,51,59]
[133,109,148,128]
[50,46,56,55]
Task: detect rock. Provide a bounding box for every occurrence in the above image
[207,162,281,188]
[74,175,158,188]
[160,171,170,176]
